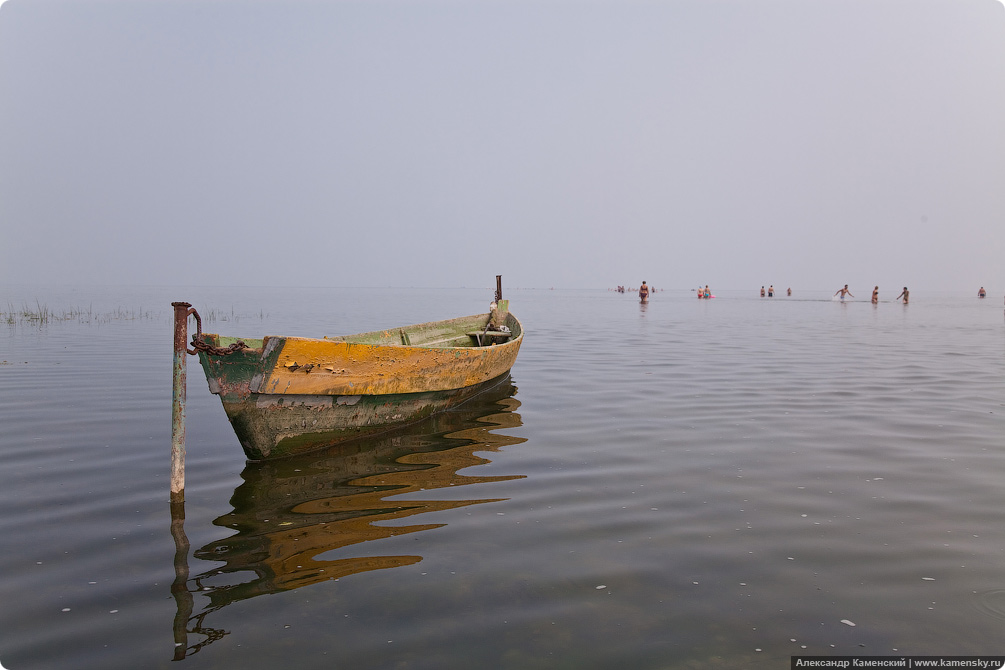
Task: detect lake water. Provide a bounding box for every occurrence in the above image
[1,285,1003,669]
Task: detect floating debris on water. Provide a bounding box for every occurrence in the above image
[840,619,856,627]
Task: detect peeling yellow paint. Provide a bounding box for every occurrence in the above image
[260,336,521,396]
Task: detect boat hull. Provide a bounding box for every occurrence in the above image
[220,372,514,460]
[197,311,522,460]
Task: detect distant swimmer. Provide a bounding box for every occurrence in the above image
[834,285,854,300]
[698,286,704,299]
[704,285,711,299]
[639,281,650,303]
[760,286,766,297]
[768,285,774,297]
[896,287,909,304]
[872,286,879,304]
[978,287,986,298]
[787,287,792,296]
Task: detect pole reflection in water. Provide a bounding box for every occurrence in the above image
[171,378,524,658]
[169,500,195,660]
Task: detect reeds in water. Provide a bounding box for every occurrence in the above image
[1,301,153,327]
[1,302,261,327]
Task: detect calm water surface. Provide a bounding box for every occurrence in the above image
[1,286,1004,669]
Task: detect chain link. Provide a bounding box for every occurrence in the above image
[186,308,248,356]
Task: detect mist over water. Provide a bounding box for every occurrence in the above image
[1,286,1003,669]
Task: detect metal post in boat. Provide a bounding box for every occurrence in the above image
[170,301,192,503]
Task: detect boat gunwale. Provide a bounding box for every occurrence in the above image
[205,312,523,354]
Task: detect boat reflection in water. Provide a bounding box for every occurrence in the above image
[172,378,524,658]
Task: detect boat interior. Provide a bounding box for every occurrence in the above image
[204,311,518,353]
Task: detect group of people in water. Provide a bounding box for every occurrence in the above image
[759,285,789,297]
[632,283,995,304]
[835,284,909,304]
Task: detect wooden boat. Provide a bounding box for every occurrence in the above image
[195,299,522,460]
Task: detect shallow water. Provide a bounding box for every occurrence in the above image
[1,286,1003,669]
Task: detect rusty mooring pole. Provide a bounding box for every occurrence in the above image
[171,301,192,503]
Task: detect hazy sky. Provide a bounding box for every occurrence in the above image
[1,0,1003,291]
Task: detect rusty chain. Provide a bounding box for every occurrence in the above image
[186,307,248,356]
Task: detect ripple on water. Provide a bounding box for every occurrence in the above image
[973,589,1005,622]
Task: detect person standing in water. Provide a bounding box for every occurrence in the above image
[703,285,711,299]
[787,287,792,296]
[896,287,909,304]
[978,287,986,298]
[760,286,766,297]
[768,285,774,297]
[834,285,854,300]
[639,281,650,303]
[871,286,879,304]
